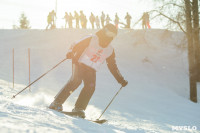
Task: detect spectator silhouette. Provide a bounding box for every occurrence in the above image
[68,12,74,28]
[46,12,53,29]
[142,12,151,29]
[46,10,56,29]
[125,12,132,28]
[141,13,146,29]
[51,10,56,28]
[81,15,87,29]
[146,12,151,29]
[95,16,100,29]
[114,13,119,29]
[64,12,69,28]
[80,11,86,29]
[100,12,105,28]
[74,11,80,28]
[105,14,111,25]
[84,15,88,29]
[89,12,95,29]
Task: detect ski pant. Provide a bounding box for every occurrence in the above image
[54,63,96,110]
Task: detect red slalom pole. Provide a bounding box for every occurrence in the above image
[28,48,31,91]
[13,48,14,89]
[11,58,67,99]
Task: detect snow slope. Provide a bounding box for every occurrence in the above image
[0,29,199,133]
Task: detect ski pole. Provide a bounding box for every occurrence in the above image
[11,58,67,99]
[98,86,123,120]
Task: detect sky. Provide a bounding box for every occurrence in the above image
[0,0,163,29]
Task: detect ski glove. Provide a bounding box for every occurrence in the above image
[120,80,128,87]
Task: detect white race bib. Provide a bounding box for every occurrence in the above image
[78,35,113,71]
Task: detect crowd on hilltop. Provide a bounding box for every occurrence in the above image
[46,10,151,30]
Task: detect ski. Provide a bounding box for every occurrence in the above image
[61,111,107,124]
[48,108,107,124]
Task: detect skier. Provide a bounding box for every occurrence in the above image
[49,24,128,118]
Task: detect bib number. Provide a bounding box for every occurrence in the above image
[90,49,103,63]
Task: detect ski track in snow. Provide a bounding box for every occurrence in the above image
[0,29,200,133]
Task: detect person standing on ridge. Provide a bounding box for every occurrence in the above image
[89,12,95,29]
[95,16,100,29]
[101,12,105,28]
[83,15,88,29]
[51,10,56,28]
[80,11,85,29]
[49,24,128,118]
[74,11,80,28]
[68,12,74,28]
[64,12,69,29]
[114,13,120,29]
[141,12,147,29]
[105,14,111,25]
[46,12,53,29]
[145,12,151,29]
[124,12,132,28]
[141,12,151,29]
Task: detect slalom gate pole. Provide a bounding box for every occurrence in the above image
[98,86,123,120]
[28,48,31,91]
[11,58,67,99]
[13,48,14,89]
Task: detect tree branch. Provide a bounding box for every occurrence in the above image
[158,2,185,10]
[150,10,186,34]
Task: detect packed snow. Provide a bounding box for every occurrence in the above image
[0,29,199,133]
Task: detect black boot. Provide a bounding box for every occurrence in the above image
[72,107,85,118]
[49,101,63,112]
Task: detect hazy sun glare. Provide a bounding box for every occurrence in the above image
[0,0,159,29]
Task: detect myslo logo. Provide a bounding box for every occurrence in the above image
[172,126,197,131]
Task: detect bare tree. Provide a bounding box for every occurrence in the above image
[184,0,197,102]
[192,0,200,82]
[152,0,199,102]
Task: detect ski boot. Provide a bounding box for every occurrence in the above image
[49,101,63,112]
[72,107,86,118]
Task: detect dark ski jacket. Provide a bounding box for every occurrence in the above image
[68,35,125,84]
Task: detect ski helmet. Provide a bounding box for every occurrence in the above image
[103,24,118,35]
